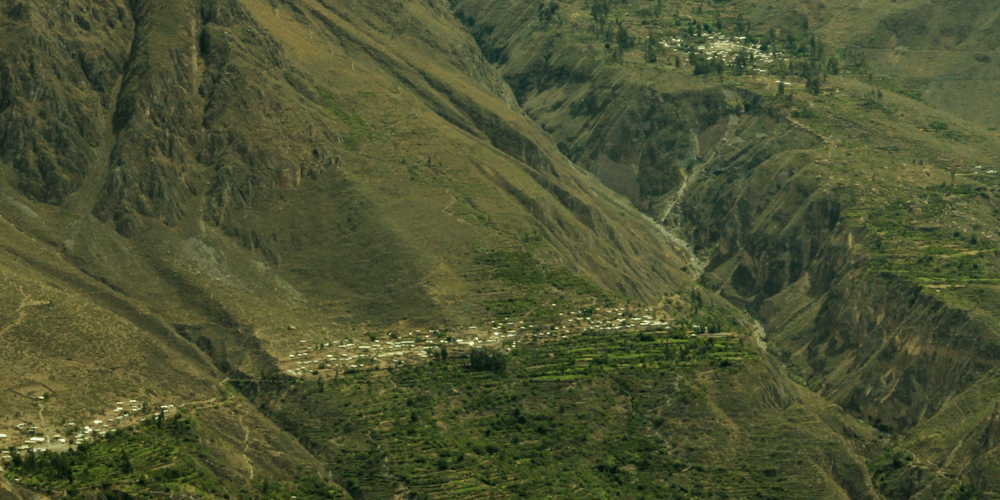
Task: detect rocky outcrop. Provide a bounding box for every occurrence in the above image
[0,476,48,500]
[0,0,132,204]
[92,0,333,234]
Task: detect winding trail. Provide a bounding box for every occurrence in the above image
[0,281,48,337]
[238,413,255,480]
[38,402,48,442]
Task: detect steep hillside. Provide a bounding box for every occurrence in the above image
[12,0,1000,497]
[456,0,1000,496]
[0,0,706,496]
[740,0,1000,129]
[258,327,880,500]
[0,0,703,334]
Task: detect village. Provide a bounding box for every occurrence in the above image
[0,398,176,469]
[660,33,782,71]
[277,306,723,377]
[0,305,731,466]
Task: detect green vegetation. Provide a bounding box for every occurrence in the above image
[3,414,345,499]
[12,0,1000,498]
[867,447,921,499]
[858,181,1000,293]
[453,0,1000,495]
[248,324,880,499]
[315,86,371,150]
[468,347,508,372]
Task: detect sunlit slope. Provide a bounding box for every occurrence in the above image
[0,0,695,335]
[0,0,704,495]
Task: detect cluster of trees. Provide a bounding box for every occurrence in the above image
[689,51,726,80]
[7,447,75,483]
[581,0,871,90]
[469,347,508,372]
[537,2,559,23]
[771,33,840,95]
[4,412,193,488]
[589,0,639,62]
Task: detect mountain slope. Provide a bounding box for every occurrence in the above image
[18,0,1000,497]
[456,0,1000,496]
[0,0,704,495]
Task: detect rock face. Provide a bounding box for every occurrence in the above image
[91,0,333,234]
[0,0,131,204]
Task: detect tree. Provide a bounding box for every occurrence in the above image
[735,13,750,36]
[538,2,559,23]
[801,60,824,95]
[23,448,36,473]
[51,452,74,483]
[730,49,751,74]
[689,288,702,312]
[806,73,822,95]
[590,1,609,30]
[616,23,635,50]
[644,31,659,63]
[689,51,711,75]
[827,56,840,75]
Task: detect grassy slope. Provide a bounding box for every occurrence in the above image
[745,0,1000,129]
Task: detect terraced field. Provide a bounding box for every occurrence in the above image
[3,413,345,499]
[259,322,875,499]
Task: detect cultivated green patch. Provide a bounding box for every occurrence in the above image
[242,318,874,499]
[3,413,346,499]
